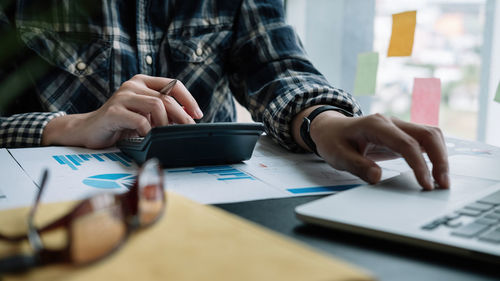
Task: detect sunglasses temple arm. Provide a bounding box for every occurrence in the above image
[0,171,47,274]
[0,254,38,274]
[27,169,49,253]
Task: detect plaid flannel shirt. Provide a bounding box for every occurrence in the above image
[0,0,362,149]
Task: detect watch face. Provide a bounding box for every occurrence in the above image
[300,116,316,154]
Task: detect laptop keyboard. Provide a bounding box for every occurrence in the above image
[422,190,500,244]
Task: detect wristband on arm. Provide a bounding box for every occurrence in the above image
[299,105,353,156]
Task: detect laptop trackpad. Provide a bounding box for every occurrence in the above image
[375,171,497,203]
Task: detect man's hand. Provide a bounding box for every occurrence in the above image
[42,74,203,148]
[292,106,449,190]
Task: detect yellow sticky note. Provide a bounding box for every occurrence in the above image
[494,81,500,103]
[388,11,417,57]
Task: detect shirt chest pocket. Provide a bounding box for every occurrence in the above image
[19,27,111,78]
[167,25,232,65]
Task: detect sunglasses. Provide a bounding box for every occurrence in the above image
[0,158,165,273]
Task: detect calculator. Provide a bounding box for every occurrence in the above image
[117,122,265,168]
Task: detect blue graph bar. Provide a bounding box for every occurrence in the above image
[204,169,238,174]
[52,155,65,165]
[116,152,132,162]
[103,153,117,162]
[219,172,247,176]
[53,152,132,170]
[92,154,105,161]
[66,155,82,166]
[103,153,131,167]
[113,153,132,167]
[54,155,77,170]
[168,166,254,181]
[287,184,359,194]
[218,176,253,181]
[78,154,90,161]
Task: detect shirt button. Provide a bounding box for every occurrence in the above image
[145,55,153,65]
[76,61,87,71]
[196,47,203,56]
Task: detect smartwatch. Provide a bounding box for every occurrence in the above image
[299,105,353,155]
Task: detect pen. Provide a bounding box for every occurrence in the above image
[159,79,189,120]
[159,79,177,96]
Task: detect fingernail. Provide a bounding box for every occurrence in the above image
[425,173,434,190]
[195,108,204,119]
[367,167,381,183]
[440,172,450,189]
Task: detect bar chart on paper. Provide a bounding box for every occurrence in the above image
[164,165,287,204]
[52,152,133,170]
[8,147,137,203]
[167,166,254,181]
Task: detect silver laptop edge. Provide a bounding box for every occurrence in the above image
[295,170,500,264]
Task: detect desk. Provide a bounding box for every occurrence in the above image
[217,196,499,281]
[4,137,500,280]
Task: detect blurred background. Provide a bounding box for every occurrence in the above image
[236,0,500,147]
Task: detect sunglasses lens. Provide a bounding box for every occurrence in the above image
[70,195,127,264]
[138,158,164,226]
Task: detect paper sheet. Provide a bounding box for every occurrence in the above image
[0,149,38,210]
[8,146,285,205]
[242,137,399,195]
[387,10,417,57]
[353,52,379,96]
[410,77,441,126]
[8,138,401,206]
[494,81,500,103]
[164,164,288,204]
[449,155,500,181]
[8,147,137,203]
[377,137,500,179]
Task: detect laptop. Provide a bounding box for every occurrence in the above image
[295,155,500,263]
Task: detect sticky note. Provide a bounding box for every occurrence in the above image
[388,11,417,57]
[410,78,441,126]
[494,81,500,103]
[353,52,379,96]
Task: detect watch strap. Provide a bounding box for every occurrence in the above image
[299,105,353,155]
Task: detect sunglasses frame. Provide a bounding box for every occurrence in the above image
[0,158,165,269]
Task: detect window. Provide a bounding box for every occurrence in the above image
[285,0,500,144]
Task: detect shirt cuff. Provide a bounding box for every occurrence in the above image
[263,86,362,152]
[0,111,66,148]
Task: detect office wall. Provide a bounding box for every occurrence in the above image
[286,0,375,110]
[479,0,500,146]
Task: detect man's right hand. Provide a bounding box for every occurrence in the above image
[42,74,203,148]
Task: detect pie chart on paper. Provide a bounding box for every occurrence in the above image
[82,174,136,189]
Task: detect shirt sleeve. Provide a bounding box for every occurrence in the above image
[0,112,65,148]
[228,0,362,151]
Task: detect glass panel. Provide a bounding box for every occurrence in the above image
[373,0,486,140]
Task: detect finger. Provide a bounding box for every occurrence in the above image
[111,107,152,136]
[392,118,449,189]
[360,115,433,190]
[119,81,194,125]
[162,95,196,124]
[117,91,169,127]
[132,75,203,119]
[325,142,382,184]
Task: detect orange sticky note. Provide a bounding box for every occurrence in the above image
[388,11,417,57]
[411,78,441,126]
